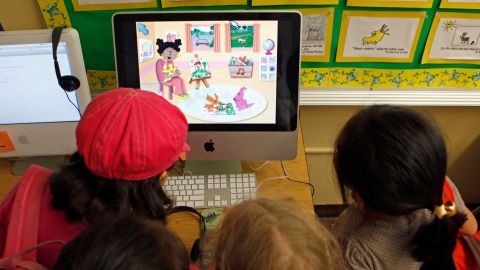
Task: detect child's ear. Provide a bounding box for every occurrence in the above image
[159,171,168,185]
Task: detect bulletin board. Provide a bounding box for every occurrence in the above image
[37,0,480,105]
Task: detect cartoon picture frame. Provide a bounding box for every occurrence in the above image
[336,11,426,63]
[161,0,246,8]
[72,0,157,11]
[299,8,334,62]
[190,24,216,52]
[252,0,337,6]
[347,0,433,8]
[422,12,480,64]
[439,0,480,9]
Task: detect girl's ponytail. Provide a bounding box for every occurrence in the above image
[412,202,467,268]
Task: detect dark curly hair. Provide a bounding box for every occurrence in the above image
[156,38,182,55]
[49,152,172,225]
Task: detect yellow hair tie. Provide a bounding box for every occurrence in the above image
[433,201,457,219]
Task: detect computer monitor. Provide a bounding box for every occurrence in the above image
[0,29,91,162]
[113,11,301,161]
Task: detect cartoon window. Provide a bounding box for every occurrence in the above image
[226,22,260,52]
[186,24,221,52]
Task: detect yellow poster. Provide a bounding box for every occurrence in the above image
[348,0,433,8]
[72,0,157,11]
[252,0,337,6]
[440,0,480,9]
[423,12,480,64]
[299,8,334,62]
[161,0,246,8]
[336,11,425,63]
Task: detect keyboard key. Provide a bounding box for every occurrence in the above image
[192,184,198,189]
[221,184,227,189]
[185,185,191,189]
[208,201,214,207]
[190,195,203,201]
[215,201,221,206]
[174,191,179,196]
[222,201,228,206]
[179,185,185,190]
[189,180,195,185]
[187,201,195,207]
[187,190,193,195]
[199,184,205,189]
[231,189,236,194]
[180,190,186,196]
[207,184,213,189]
[195,201,204,207]
[194,190,204,195]
[195,179,204,185]
[214,184,220,189]
[214,195,221,201]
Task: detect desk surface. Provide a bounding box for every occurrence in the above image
[0,127,312,250]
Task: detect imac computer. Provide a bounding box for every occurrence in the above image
[0,29,91,172]
[113,11,301,172]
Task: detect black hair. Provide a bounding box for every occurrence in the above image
[333,105,466,268]
[53,217,190,270]
[156,38,182,55]
[50,152,173,225]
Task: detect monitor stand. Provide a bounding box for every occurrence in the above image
[184,160,242,175]
[11,155,68,176]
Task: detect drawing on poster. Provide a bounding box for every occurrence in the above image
[336,12,424,62]
[301,14,328,56]
[362,24,390,45]
[425,16,480,61]
[442,20,457,32]
[452,27,479,46]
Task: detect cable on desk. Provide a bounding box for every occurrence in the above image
[280,161,315,198]
[255,174,288,193]
[246,160,270,171]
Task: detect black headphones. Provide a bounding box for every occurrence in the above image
[167,206,206,262]
[52,27,80,92]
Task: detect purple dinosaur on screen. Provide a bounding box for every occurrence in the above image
[233,87,254,111]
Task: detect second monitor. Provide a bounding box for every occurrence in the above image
[113,11,301,161]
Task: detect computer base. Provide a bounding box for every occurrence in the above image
[183,160,242,175]
[11,155,68,176]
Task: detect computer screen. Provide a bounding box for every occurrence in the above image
[0,29,91,158]
[113,12,301,160]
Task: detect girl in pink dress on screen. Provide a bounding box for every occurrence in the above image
[156,39,188,98]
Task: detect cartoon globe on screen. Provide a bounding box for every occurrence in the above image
[263,38,275,55]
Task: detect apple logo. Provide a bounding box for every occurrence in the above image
[204,139,215,152]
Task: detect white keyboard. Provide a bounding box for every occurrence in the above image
[164,173,256,208]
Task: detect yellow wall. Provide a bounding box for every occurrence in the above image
[0,0,44,30]
[301,106,480,204]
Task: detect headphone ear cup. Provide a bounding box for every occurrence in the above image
[59,75,80,92]
[190,238,201,262]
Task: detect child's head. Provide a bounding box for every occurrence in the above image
[334,104,447,215]
[156,39,182,61]
[215,198,344,270]
[334,104,466,263]
[50,88,189,224]
[53,217,190,270]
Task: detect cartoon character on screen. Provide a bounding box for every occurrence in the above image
[156,39,188,98]
[233,87,254,111]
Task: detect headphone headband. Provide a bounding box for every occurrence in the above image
[167,206,206,262]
